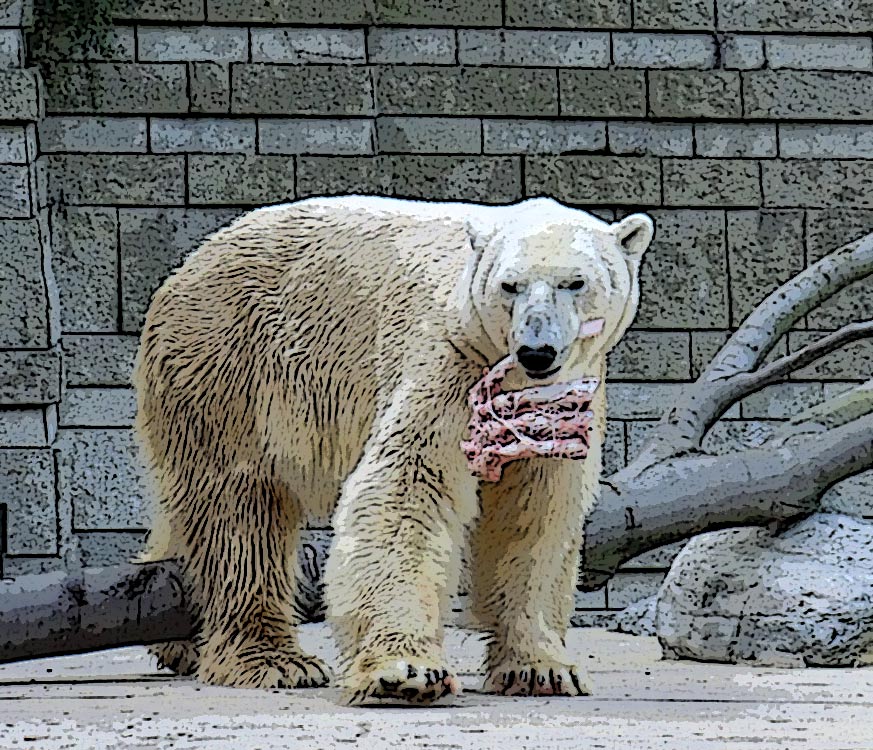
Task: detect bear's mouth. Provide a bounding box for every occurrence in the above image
[526,366,561,380]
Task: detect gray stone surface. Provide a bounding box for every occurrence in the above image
[695,123,777,157]
[119,208,240,331]
[378,117,480,154]
[634,210,728,328]
[788,332,873,380]
[766,35,873,71]
[52,206,118,332]
[367,28,455,64]
[76,530,147,566]
[150,118,256,154]
[0,349,61,404]
[700,419,778,453]
[525,156,660,205]
[602,418,624,474]
[38,117,147,153]
[612,593,658,636]
[375,66,558,116]
[251,28,366,64]
[115,0,204,21]
[744,71,873,120]
[763,159,873,208]
[43,63,188,114]
[821,470,873,518]
[606,331,691,379]
[608,122,692,156]
[504,0,630,28]
[719,0,873,32]
[458,30,610,67]
[780,124,873,158]
[484,120,605,154]
[739,382,826,419]
[721,34,765,69]
[60,388,137,428]
[608,571,666,609]
[206,0,369,23]
[296,155,521,203]
[0,164,28,217]
[0,69,39,120]
[613,33,716,69]
[0,408,49,447]
[47,155,185,206]
[0,218,49,346]
[232,65,373,115]
[62,335,139,387]
[726,210,805,325]
[649,71,742,118]
[138,26,248,62]
[0,448,56,554]
[29,25,135,63]
[560,70,646,117]
[56,428,151,530]
[190,62,229,114]
[0,125,30,164]
[633,0,713,29]
[606,383,687,419]
[0,28,22,67]
[187,154,295,205]
[656,514,873,667]
[262,119,374,155]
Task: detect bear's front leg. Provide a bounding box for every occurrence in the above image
[324,372,478,706]
[470,457,598,697]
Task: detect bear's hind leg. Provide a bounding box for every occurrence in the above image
[181,465,330,690]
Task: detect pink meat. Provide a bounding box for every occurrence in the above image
[460,356,600,482]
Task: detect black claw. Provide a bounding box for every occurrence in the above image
[549,668,557,693]
[406,664,418,679]
[379,677,402,692]
[569,670,583,696]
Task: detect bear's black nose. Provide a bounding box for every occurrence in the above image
[517,345,557,372]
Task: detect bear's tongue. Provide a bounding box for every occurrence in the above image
[579,318,605,338]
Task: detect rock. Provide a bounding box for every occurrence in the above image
[612,593,658,637]
[655,513,873,667]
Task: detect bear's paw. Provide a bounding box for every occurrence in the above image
[342,658,460,706]
[483,661,592,697]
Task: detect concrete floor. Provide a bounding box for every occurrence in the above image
[1,625,872,749]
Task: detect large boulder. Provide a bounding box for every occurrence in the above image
[654,513,873,667]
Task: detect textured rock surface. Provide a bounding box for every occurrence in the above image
[655,513,873,667]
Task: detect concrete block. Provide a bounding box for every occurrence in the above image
[0,125,30,164]
[766,35,872,71]
[115,0,204,21]
[251,28,365,64]
[721,34,765,69]
[38,116,147,153]
[606,383,687,419]
[0,0,30,25]
[607,331,691,380]
[635,210,728,328]
[375,66,557,116]
[603,419,625,474]
[458,30,609,67]
[367,28,454,64]
[138,26,248,62]
[77,531,147,565]
[261,118,373,155]
[0,69,39,120]
[805,208,873,328]
[739,382,825,419]
[608,122,692,156]
[763,159,873,208]
[0,29,22,67]
[47,155,185,206]
[0,448,56,554]
[366,0,502,24]
[119,208,241,331]
[484,119,605,154]
[608,571,666,609]
[377,117,480,154]
[296,155,521,203]
[0,349,61,404]
[689,331,790,380]
[188,154,295,205]
[695,123,776,157]
[57,428,150,530]
[633,0,714,29]
[505,0,630,28]
[231,64,372,115]
[207,0,369,22]
[29,25,135,63]
[0,219,49,347]
[0,409,50,447]
[560,70,646,117]
[649,71,741,118]
[726,210,805,326]
[62,335,139,387]
[151,118,256,154]
[744,71,873,120]
[525,156,660,205]
[43,63,188,114]
[719,0,873,32]
[52,206,118,333]
[663,159,760,207]
[613,33,715,68]
[0,164,29,218]
[780,124,873,158]
[788,332,873,380]
[190,62,229,114]
[60,388,137,428]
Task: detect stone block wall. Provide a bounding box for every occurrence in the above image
[0,0,872,625]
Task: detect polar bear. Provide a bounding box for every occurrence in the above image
[133,195,653,705]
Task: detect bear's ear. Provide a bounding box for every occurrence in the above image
[613,213,654,259]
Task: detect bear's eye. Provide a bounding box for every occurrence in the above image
[561,279,586,291]
[501,281,520,294]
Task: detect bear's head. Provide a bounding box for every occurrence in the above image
[470,202,654,383]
